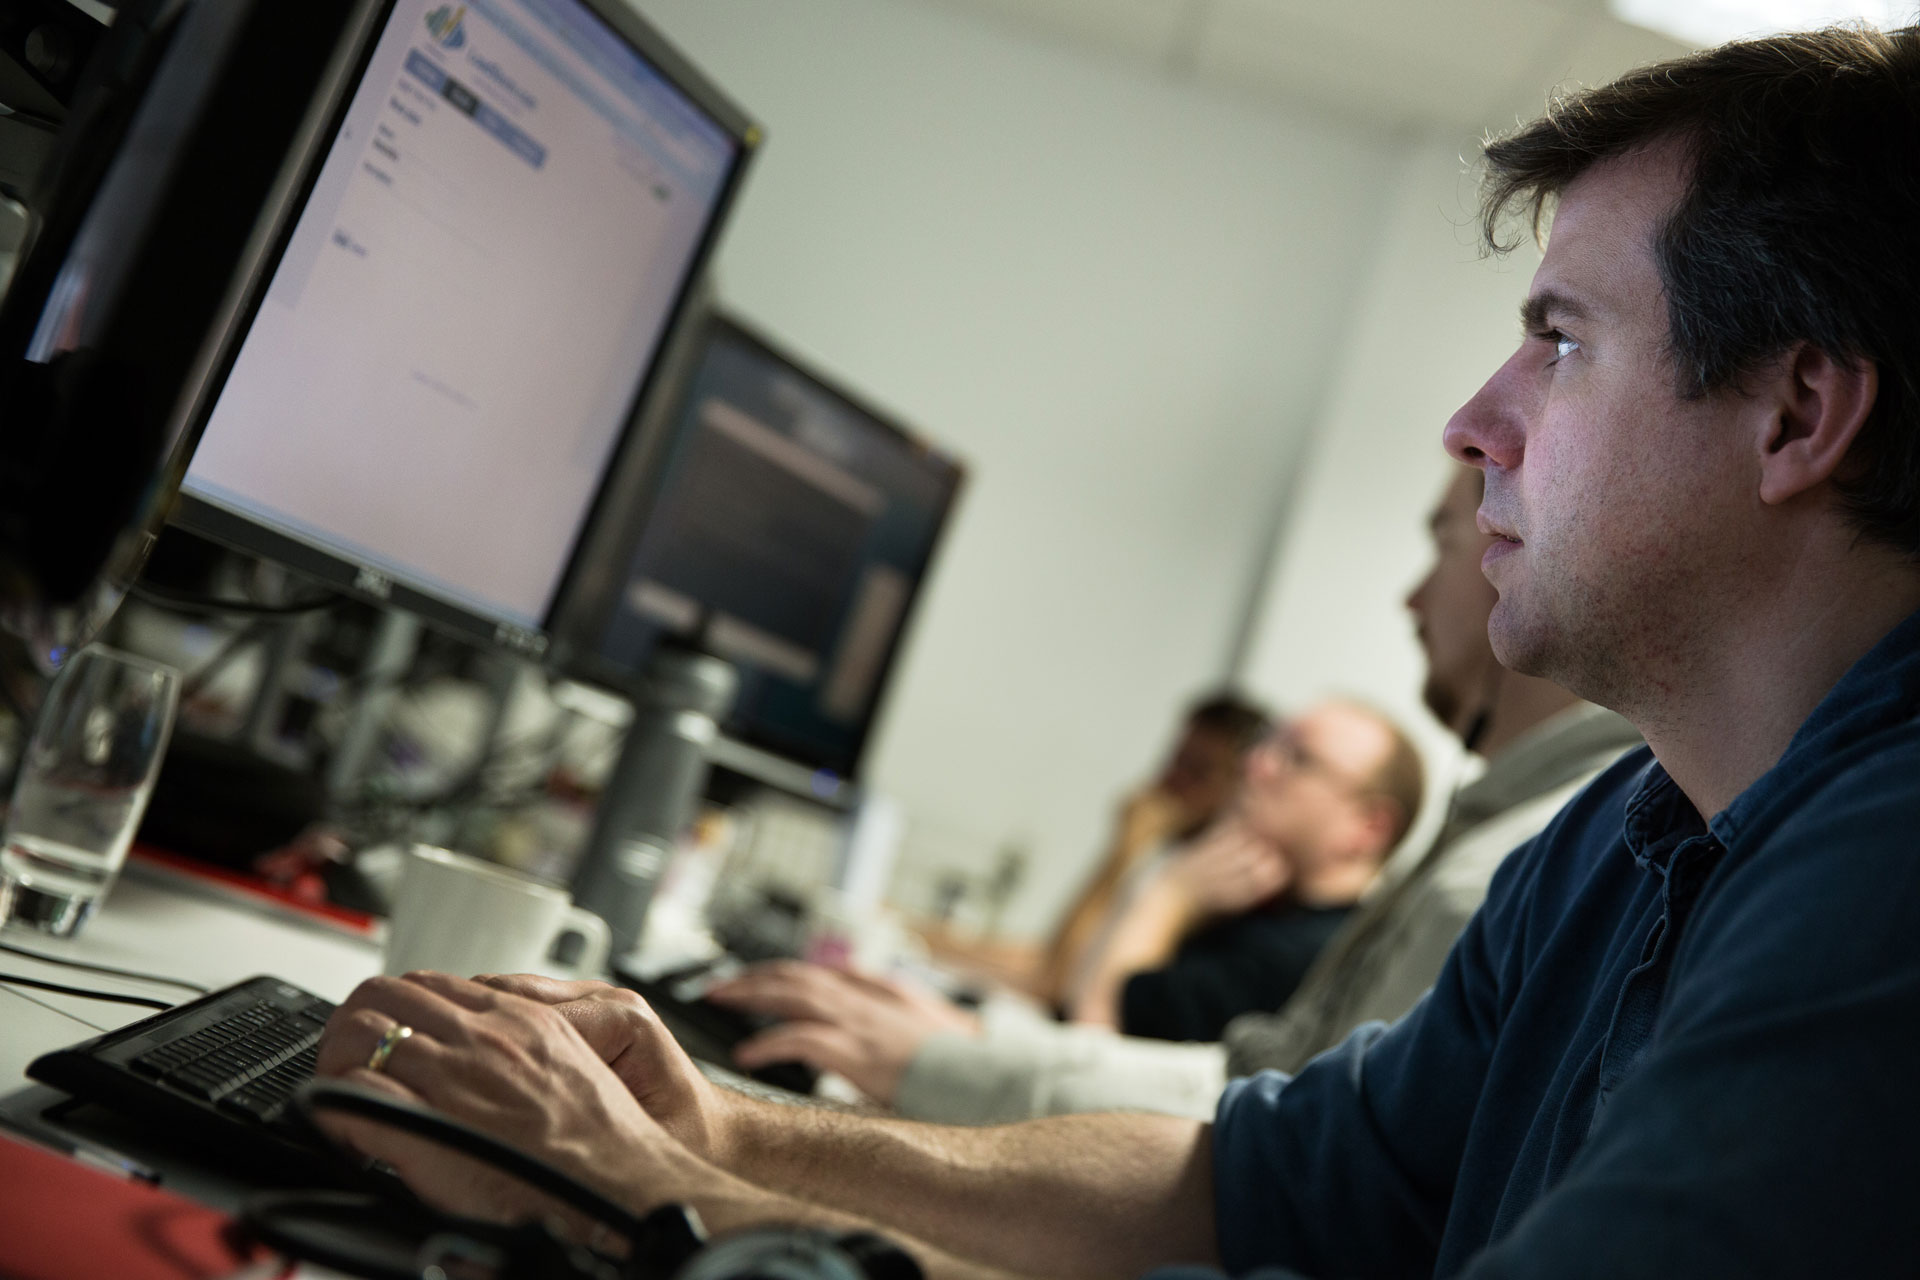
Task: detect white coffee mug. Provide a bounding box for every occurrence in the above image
[383,845,612,980]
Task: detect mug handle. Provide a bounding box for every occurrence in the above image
[553,906,613,980]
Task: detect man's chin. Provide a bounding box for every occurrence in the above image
[1421,676,1460,729]
[1487,606,1552,679]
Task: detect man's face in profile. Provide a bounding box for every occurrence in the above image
[1407,468,1499,735]
[1442,142,1763,704]
[1238,704,1390,856]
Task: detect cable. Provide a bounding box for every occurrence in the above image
[337,687,572,819]
[2,982,107,1033]
[179,618,274,701]
[0,972,175,1010]
[0,940,210,993]
[130,581,338,617]
[267,1084,919,1280]
[296,1082,660,1243]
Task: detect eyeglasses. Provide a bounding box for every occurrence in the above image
[1262,728,1375,798]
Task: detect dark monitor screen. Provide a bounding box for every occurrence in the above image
[574,316,963,780]
[172,0,757,653]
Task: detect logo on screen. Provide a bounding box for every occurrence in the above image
[424,4,468,48]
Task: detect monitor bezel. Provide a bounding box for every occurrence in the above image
[556,310,967,781]
[168,0,762,658]
[0,0,396,642]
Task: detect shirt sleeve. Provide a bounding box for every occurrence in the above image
[894,1025,1227,1124]
[1206,839,1540,1277]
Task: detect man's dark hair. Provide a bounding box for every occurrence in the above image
[1185,692,1272,753]
[1480,25,1920,557]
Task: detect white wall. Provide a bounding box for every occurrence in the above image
[629,0,1406,936]
[1238,141,1537,826]
[1235,17,1685,836]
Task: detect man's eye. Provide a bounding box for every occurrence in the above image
[1544,330,1580,365]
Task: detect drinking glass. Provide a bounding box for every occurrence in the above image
[1,647,180,936]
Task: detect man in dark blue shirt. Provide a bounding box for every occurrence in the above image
[313,23,1920,1280]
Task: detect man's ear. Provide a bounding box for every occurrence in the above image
[1757,344,1878,506]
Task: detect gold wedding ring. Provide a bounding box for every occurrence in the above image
[366,1023,413,1074]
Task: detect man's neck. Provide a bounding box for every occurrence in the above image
[1628,549,1920,820]
[1465,671,1585,760]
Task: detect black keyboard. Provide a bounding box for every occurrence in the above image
[27,974,349,1182]
[30,967,817,1187]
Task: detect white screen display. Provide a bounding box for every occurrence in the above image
[183,0,738,629]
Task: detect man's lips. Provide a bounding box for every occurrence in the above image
[1475,511,1521,544]
[1477,509,1522,571]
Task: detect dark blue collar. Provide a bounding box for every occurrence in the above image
[1620,604,1920,872]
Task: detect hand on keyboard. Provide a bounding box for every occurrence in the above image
[705,961,981,1106]
[470,972,743,1163]
[312,970,727,1227]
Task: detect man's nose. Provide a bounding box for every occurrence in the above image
[1405,567,1436,615]
[1444,346,1531,472]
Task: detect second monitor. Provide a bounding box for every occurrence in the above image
[567,315,964,782]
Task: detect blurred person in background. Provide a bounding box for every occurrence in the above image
[711,697,1423,1086]
[918,692,1270,1007]
[710,466,1638,1121]
[1057,698,1419,1039]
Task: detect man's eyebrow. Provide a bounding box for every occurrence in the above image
[1520,290,1593,334]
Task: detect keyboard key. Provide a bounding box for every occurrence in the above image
[169,1064,236,1100]
[219,1089,283,1123]
[132,1046,192,1076]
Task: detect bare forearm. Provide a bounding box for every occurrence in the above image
[1040,876,1125,1000]
[1042,809,1178,1001]
[706,1094,1219,1279]
[1067,884,1198,1027]
[918,925,1048,994]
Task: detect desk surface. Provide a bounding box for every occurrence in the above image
[0,864,383,1090]
[0,855,828,1263]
